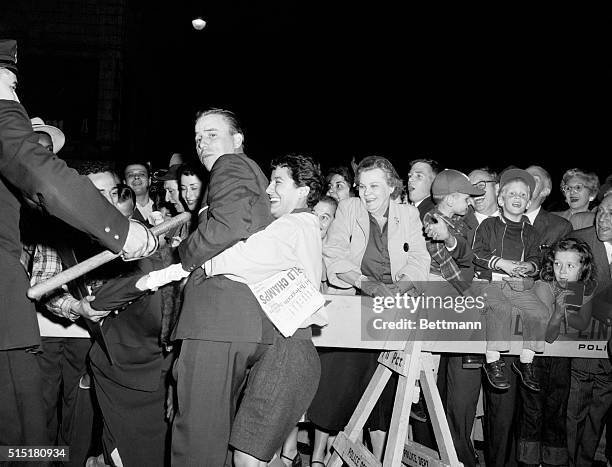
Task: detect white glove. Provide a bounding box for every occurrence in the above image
[136,263,190,291]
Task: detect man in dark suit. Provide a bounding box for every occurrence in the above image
[526,165,573,252]
[408,158,440,221]
[405,158,441,448]
[0,40,154,449]
[567,193,612,466]
[87,255,169,467]
[171,109,276,466]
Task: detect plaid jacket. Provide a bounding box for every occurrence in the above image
[21,243,79,320]
[423,208,473,294]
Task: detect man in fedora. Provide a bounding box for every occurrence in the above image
[0,38,156,448]
[159,153,186,214]
[31,117,65,154]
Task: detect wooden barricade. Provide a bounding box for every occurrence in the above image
[326,337,462,467]
[311,294,608,466]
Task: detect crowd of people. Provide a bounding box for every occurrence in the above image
[2,38,612,467]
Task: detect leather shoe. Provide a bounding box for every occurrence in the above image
[410,397,428,423]
[462,354,484,369]
[512,361,541,392]
[281,453,302,467]
[483,359,510,390]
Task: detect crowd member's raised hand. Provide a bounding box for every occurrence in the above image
[70,295,111,323]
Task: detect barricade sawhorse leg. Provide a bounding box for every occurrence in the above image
[327,339,462,467]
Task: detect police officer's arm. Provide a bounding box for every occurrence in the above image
[0,100,150,256]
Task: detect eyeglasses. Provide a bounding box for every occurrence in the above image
[472,180,496,191]
[562,184,586,194]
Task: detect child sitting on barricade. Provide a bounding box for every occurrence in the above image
[472,168,549,392]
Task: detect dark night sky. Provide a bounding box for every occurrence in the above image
[130,4,611,182]
[6,2,612,208]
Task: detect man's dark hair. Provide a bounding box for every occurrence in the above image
[472,166,499,181]
[74,160,118,178]
[318,194,338,211]
[271,154,325,209]
[122,160,151,178]
[195,108,244,136]
[177,163,206,183]
[409,158,442,176]
[115,183,135,206]
[325,166,355,192]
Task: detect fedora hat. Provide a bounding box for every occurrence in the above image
[31,117,65,153]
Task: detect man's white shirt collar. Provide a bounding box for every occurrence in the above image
[604,241,612,266]
[526,206,542,225]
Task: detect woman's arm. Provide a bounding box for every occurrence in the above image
[324,200,363,288]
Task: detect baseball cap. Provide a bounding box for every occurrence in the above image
[432,169,485,197]
[499,168,536,195]
[31,117,65,153]
[0,39,18,74]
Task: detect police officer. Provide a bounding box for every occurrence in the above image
[0,39,156,448]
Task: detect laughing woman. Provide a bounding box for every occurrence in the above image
[202,154,325,467]
[552,168,599,229]
[308,155,430,463]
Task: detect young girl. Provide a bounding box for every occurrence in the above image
[541,238,597,342]
[517,238,596,467]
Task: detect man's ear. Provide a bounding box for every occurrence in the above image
[232,132,244,150]
[525,199,532,211]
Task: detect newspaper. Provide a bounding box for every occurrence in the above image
[249,268,325,337]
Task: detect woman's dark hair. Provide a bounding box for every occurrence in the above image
[177,163,205,182]
[541,238,597,292]
[326,166,355,190]
[356,156,404,200]
[115,183,135,206]
[270,154,325,208]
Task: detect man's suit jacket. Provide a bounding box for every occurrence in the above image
[0,101,129,350]
[174,153,276,343]
[463,207,479,246]
[569,226,612,322]
[532,208,573,262]
[89,257,165,392]
[416,196,435,222]
[131,206,150,226]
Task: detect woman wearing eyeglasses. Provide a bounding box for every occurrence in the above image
[552,168,600,229]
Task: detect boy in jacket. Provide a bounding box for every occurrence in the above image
[472,168,548,392]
